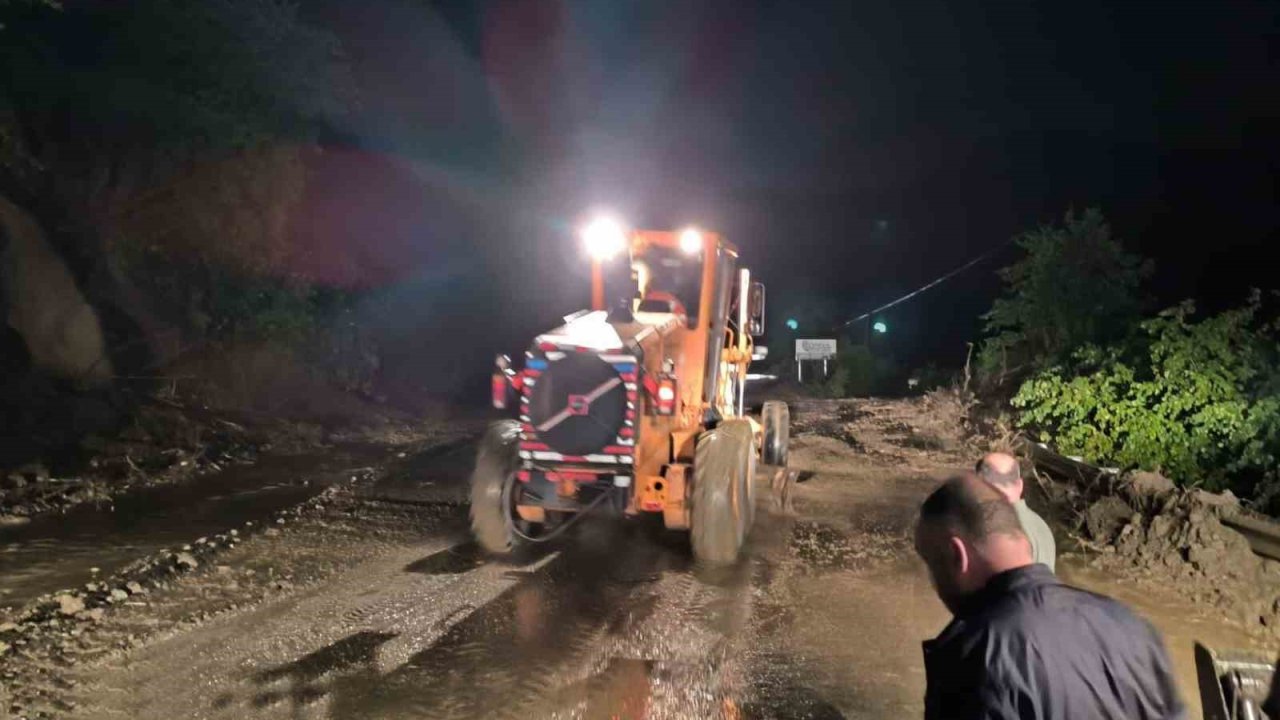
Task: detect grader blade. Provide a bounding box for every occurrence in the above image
[1195,642,1277,720]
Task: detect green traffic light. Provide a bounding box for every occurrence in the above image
[786,318,799,331]
[873,321,887,333]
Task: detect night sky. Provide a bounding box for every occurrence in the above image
[301,0,1278,372]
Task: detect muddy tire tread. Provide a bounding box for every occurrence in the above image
[469,420,522,555]
[691,419,752,564]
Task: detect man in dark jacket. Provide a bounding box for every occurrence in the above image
[915,474,1186,719]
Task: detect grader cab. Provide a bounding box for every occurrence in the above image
[472,218,789,563]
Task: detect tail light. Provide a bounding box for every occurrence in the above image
[653,375,678,415]
[492,373,509,409]
[492,354,520,409]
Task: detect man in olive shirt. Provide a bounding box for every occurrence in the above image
[978,453,1056,572]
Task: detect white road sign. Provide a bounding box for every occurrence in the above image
[795,338,837,360]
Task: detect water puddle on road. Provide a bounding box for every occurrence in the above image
[403,542,487,575]
[0,445,389,611]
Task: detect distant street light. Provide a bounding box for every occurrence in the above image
[786,318,799,331]
[873,320,888,333]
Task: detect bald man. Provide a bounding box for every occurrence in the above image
[915,474,1184,720]
[977,452,1056,571]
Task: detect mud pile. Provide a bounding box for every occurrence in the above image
[1080,474,1280,635]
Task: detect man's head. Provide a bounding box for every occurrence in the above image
[914,473,1034,614]
[976,452,1023,502]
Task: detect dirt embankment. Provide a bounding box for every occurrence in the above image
[0,390,444,523]
[1043,468,1280,638]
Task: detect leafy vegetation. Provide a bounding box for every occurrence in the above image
[974,209,1280,506]
[1012,291,1279,499]
[977,208,1150,387]
[823,345,901,397]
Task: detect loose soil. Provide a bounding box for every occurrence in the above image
[1,395,1275,719]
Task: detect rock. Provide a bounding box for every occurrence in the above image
[125,581,145,595]
[79,608,105,623]
[3,474,26,489]
[56,594,85,616]
[1084,496,1134,543]
[263,528,281,537]
[1122,471,1176,508]
[0,641,8,655]
[215,565,233,576]
[1191,488,1240,515]
[17,462,49,483]
[173,552,198,570]
[0,622,17,633]
[108,589,128,603]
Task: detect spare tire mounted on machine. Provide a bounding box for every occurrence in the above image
[526,352,627,457]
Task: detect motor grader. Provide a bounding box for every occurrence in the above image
[472,218,789,563]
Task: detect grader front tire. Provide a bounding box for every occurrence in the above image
[469,421,524,556]
[691,420,754,565]
[762,401,790,468]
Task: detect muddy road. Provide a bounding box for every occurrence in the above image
[1,399,1271,718]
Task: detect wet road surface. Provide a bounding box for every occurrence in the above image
[57,429,953,719]
[9,401,1263,718]
[0,445,390,610]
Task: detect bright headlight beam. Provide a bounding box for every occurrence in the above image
[582,217,627,260]
[679,228,703,254]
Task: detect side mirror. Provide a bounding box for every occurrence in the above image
[752,346,769,361]
[748,282,766,337]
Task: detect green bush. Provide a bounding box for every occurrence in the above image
[1012,294,1280,496]
[977,208,1150,388]
[824,345,900,397]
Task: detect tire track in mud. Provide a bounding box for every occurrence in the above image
[326,516,776,720]
[49,459,789,720]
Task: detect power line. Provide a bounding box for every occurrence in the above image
[837,239,1016,330]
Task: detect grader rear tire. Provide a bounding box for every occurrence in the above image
[762,401,790,468]
[469,421,524,555]
[691,419,753,565]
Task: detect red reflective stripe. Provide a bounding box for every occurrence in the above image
[620,373,637,382]
[520,442,549,451]
[560,455,587,462]
[619,427,634,437]
[603,445,633,455]
[524,369,542,378]
[642,376,658,396]
[491,375,507,409]
[554,471,598,482]
[538,342,557,351]
[516,471,531,482]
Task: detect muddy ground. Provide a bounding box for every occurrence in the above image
[1,397,1276,719]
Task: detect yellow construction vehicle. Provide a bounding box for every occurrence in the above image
[473,217,788,563]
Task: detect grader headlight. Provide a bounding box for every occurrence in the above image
[582,217,628,260]
[679,228,704,255]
